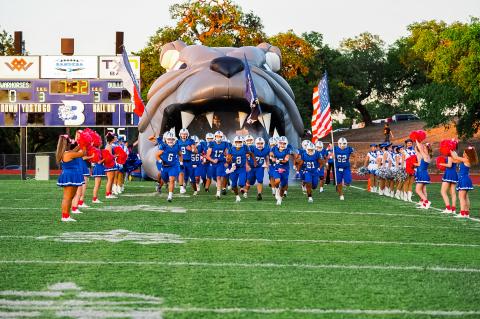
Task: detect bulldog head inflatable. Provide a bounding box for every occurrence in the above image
[138,40,304,179]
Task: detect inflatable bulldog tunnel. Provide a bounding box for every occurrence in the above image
[138,40,304,179]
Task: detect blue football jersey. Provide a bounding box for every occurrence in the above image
[191,143,203,165]
[208,141,229,162]
[271,146,290,169]
[228,145,249,167]
[252,146,270,167]
[301,151,321,171]
[178,138,194,161]
[160,143,181,166]
[334,146,354,168]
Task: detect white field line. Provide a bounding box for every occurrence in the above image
[1,306,479,317]
[349,185,480,223]
[0,311,41,318]
[1,259,480,273]
[160,307,480,316]
[188,208,457,219]
[1,234,479,248]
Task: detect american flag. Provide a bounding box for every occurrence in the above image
[311,73,332,142]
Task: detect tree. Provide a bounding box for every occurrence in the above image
[0,28,14,56]
[399,18,480,138]
[326,32,388,126]
[136,0,266,99]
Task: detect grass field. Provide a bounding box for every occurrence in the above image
[0,179,479,319]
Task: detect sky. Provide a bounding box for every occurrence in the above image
[0,0,479,55]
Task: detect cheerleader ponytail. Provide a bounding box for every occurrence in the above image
[55,135,70,164]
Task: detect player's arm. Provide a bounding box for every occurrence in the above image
[63,149,85,162]
[155,149,164,161]
[280,154,290,164]
[206,148,217,163]
[450,151,469,165]
[248,151,257,167]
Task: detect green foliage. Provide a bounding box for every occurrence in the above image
[0,28,14,56]
[400,18,480,138]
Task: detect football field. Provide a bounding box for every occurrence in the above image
[0,179,479,319]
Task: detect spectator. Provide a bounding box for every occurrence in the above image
[384,123,394,142]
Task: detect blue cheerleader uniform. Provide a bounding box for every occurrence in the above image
[57,157,85,187]
[92,163,106,177]
[80,159,90,176]
[456,163,474,191]
[415,159,430,184]
[442,159,458,183]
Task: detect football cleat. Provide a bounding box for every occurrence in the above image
[339,195,345,200]
[257,193,262,201]
[61,217,76,222]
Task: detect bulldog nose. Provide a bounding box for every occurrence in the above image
[210,56,244,78]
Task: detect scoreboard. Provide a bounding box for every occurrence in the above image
[0,55,141,127]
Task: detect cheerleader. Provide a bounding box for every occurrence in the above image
[439,152,458,214]
[114,137,128,194]
[403,139,416,202]
[91,144,105,204]
[104,133,118,199]
[393,145,405,200]
[414,142,432,209]
[451,147,478,218]
[377,143,386,195]
[56,135,84,222]
[364,143,378,192]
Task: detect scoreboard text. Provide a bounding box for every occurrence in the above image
[0,56,141,127]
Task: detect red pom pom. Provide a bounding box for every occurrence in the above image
[436,156,447,171]
[405,155,417,175]
[88,147,101,163]
[439,139,458,156]
[90,132,102,147]
[77,130,92,148]
[114,146,127,164]
[409,130,427,142]
[102,149,115,168]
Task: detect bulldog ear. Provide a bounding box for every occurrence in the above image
[160,40,187,71]
[257,43,281,72]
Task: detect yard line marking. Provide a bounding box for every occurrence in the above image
[160,306,480,316]
[182,237,480,248]
[1,234,479,248]
[1,260,480,273]
[188,208,453,219]
[0,311,41,318]
[0,207,49,210]
[349,185,480,223]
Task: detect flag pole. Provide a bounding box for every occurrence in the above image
[330,129,338,188]
[120,45,157,137]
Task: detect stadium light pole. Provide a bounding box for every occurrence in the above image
[15,31,27,180]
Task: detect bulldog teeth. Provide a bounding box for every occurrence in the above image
[238,112,248,128]
[259,112,271,133]
[181,111,195,129]
[205,112,214,128]
[273,128,279,138]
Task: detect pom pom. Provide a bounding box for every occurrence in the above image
[377,167,394,179]
[89,131,102,147]
[114,146,128,164]
[405,155,417,175]
[77,130,92,148]
[439,139,457,156]
[409,130,426,143]
[102,149,115,168]
[394,168,407,182]
[357,166,369,177]
[87,147,101,163]
[436,156,447,171]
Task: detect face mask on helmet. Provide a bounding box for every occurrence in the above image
[301,140,310,150]
[255,138,265,149]
[245,135,254,146]
[306,144,315,155]
[338,138,347,150]
[166,137,175,146]
[215,132,223,143]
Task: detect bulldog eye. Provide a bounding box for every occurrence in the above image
[172,62,187,71]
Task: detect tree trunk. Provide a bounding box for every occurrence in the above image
[356,102,373,126]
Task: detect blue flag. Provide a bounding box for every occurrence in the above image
[244,55,261,124]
